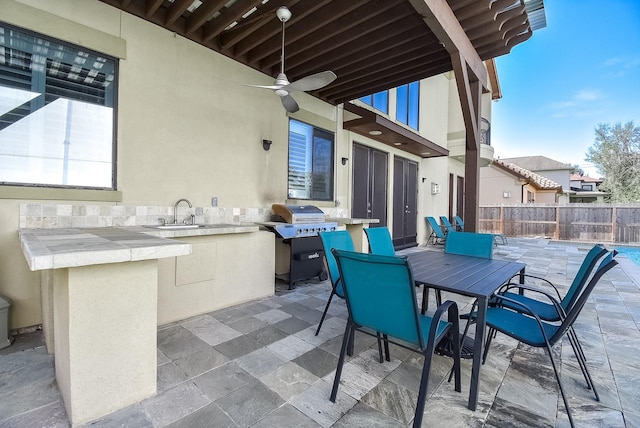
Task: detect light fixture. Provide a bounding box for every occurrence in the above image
[431,182,440,195]
[421,151,431,156]
[262,139,272,151]
[394,142,403,146]
[368,130,382,136]
[341,157,348,165]
[503,191,511,198]
[276,6,292,22]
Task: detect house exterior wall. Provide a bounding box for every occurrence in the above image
[480,164,524,204]
[0,0,481,329]
[531,189,558,203]
[536,170,571,191]
[480,164,559,204]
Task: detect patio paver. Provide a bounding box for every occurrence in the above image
[1,238,638,427]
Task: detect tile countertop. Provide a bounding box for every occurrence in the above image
[18,224,259,271]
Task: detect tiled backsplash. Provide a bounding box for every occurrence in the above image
[19,204,350,229]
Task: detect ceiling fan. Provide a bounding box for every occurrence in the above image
[247,6,336,113]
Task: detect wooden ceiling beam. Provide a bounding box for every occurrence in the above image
[259,1,402,72]
[247,0,358,66]
[145,0,164,18]
[202,0,264,43]
[185,0,228,35]
[217,0,301,54]
[327,63,453,104]
[409,0,488,89]
[320,50,448,99]
[165,0,193,26]
[453,0,492,21]
[285,14,423,78]
[264,1,411,73]
[325,41,444,89]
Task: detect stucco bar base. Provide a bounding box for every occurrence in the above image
[52,260,158,426]
[157,231,275,325]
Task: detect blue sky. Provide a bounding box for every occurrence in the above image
[491,0,640,177]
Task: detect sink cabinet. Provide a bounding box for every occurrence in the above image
[157,231,275,325]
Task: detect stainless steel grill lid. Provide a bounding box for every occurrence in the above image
[272,204,326,224]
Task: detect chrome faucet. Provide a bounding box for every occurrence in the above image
[173,198,192,224]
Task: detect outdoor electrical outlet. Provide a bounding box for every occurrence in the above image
[211,197,218,207]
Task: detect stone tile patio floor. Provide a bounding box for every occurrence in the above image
[1,238,640,427]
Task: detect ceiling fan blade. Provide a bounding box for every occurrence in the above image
[285,71,337,93]
[280,94,299,113]
[243,83,283,90]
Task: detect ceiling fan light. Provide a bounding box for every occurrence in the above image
[276,6,291,22]
[275,89,289,97]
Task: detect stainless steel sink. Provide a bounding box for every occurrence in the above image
[144,224,205,230]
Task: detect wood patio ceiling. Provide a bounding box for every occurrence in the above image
[97,0,534,105]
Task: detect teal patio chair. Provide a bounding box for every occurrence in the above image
[494,243,609,362]
[425,216,446,245]
[316,230,355,336]
[364,226,395,256]
[330,249,461,428]
[434,231,494,312]
[496,244,608,321]
[365,225,439,315]
[453,215,465,231]
[438,231,495,360]
[444,231,494,259]
[440,216,457,233]
[482,251,618,428]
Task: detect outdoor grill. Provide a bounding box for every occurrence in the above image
[260,204,338,289]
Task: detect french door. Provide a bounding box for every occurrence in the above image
[352,143,388,226]
[392,156,418,249]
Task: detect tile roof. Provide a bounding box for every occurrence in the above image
[493,159,563,190]
[570,174,603,183]
[499,155,574,171]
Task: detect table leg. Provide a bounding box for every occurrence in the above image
[468,296,487,411]
[518,267,526,295]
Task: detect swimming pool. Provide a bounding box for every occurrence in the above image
[615,247,640,267]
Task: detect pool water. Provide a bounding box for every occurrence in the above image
[615,247,640,267]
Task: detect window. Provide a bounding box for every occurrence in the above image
[396,81,419,129]
[527,190,535,203]
[0,24,117,189]
[582,184,593,191]
[359,90,388,114]
[288,119,334,201]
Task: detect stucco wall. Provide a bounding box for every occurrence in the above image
[537,170,571,191]
[480,164,525,204]
[0,0,477,329]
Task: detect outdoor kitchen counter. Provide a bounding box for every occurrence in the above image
[326,217,380,225]
[16,223,267,426]
[325,217,380,251]
[19,224,258,270]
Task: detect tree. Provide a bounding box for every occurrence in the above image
[571,164,584,176]
[586,121,640,202]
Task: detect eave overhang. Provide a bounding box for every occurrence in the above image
[343,103,448,159]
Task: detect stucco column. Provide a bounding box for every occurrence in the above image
[53,260,158,425]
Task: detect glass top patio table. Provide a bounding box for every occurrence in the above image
[406,250,526,411]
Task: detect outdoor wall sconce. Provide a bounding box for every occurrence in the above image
[262,139,272,151]
[341,157,348,165]
[431,182,440,195]
[503,191,511,198]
